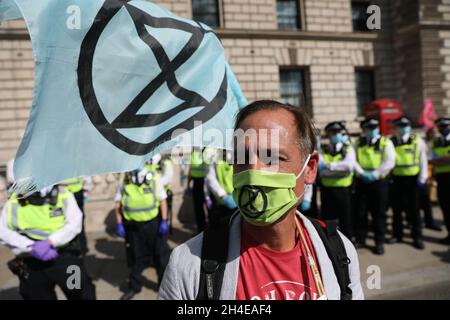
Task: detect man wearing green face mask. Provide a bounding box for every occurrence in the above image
[158,100,364,301]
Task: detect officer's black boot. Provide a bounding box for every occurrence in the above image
[413,238,425,250]
[425,222,442,232]
[373,244,385,255]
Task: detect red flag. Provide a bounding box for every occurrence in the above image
[419,99,437,129]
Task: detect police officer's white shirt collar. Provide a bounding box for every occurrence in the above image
[333,142,343,152]
[399,133,410,144]
[369,135,381,145]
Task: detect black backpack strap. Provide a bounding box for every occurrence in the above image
[307,217,352,300]
[196,219,230,300]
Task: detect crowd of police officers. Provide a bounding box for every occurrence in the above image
[0,154,175,300]
[302,116,450,255]
[0,116,449,300]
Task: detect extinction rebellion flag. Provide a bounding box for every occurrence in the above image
[0,0,247,194]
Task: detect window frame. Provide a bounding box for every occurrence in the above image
[191,0,222,29]
[276,0,304,31]
[351,0,372,32]
[279,66,313,116]
[354,67,376,116]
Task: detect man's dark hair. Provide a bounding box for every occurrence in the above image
[234,100,317,160]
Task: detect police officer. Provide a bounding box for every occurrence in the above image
[205,149,237,226]
[62,177,92,254]
[390,117,426,249]
[318,121,356,239]
[419,128,442,231]
[146,153,174,230]
[0,185,96,300]
[115,167,171,300]
[354,119,396,255]
[429,117,450,244]
[188,147,209,232]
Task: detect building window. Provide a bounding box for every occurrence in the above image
[276,0,300,30]
[279,68,310,111]
[355,69,375,116]
[352,1,370,31]
[192,0,220,28]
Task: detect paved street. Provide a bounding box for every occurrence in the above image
[1,206,449,300]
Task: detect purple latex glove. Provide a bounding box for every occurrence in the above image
[43,248,59,261]
[159,220,170,236]
[205,195,213,209]
[116,223,126,238]
[31,241,58,261]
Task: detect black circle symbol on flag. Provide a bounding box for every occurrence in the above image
[239,185,268,219]
[77,0,227,155]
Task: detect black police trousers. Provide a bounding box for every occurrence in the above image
[436,173,450,235]
[391,175,422,241]
[354,178,389,245]
[320,186,353,239]
[19,253,96,300]
[418,183,439,226]
[73,190,88,254]
[192,177,207,232]
[124,218,171,292]
[166,189,173,226]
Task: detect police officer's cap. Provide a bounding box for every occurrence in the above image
[436,117,450,128]
[325,121,346,132]
[360,118,379,129]
[393,116,411,127]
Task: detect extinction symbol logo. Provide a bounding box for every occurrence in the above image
[239,185,268,218]
[78,0,228,155]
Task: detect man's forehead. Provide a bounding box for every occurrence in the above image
[234,128,295,148]
[237,111,298,141]
[241,108,296,127]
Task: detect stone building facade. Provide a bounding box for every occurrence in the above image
[0,0,449,229]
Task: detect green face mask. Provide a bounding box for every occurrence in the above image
[232,155,311,226]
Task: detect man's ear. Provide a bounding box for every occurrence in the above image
[304,151,318,185]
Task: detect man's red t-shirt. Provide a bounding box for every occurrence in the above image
[235,219,321,300]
